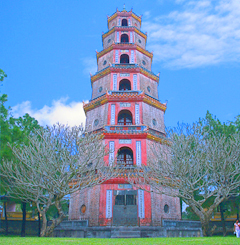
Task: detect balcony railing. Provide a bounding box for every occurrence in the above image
[105,125,147,133]
[115,42,134,45]
[108,90,142,96]
[112,64,138,69]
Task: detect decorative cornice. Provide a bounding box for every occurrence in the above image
[91,65,159,83]
[102,27,146,41]
[104,132,147,139]
[102,27,115,40]
[136,46,153,61]
[134,28,147,40]
[91,66,111,82]
[143,94,167,112]
[146,133,171,146]
[107,11,142,29]
[96,46,114,61]
[83,91,167,113]
[97,44,153,62]
[107,13,118,24]
[140,67,159,83]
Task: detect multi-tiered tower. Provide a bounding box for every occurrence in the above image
[69,8,181,227]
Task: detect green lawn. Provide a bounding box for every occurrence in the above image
[0,237,239,245]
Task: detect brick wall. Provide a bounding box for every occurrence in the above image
[85,103,108,132]
[68,185,101,226]
[142,103,165,132]
[92,73,111,99]
[103,32,115,50]
[139,74,158,99]
[108,18,117,29]
[97,50,114,71]
[136,51,151,70]
[132,18,141,29]
[151,187,181,226]
[134,33,146,49]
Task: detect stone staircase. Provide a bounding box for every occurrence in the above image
[111,227,141,238]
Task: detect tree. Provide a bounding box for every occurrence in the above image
[0,93,42,236]
[0,69,7,82]
[138,122,240,236]
[201,111,240,236]
[0,124,117,237]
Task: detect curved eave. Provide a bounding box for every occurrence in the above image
[107,11,142,29]
[104,131,170,145]
[102,26,146,42]
[146,133,171,146]
[103,132,148,139]
[97,43,153,62]
[91,66,159,83]
[83,93,167,113]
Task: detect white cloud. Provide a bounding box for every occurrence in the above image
[82,57,97,75]
[143,0,240,68]
[12,97,87,127]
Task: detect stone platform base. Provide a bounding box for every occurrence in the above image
[53,220,202,238]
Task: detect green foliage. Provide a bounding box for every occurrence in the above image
[0,94,41,162]
[46,199,69,220]
[0,69,7,82]
[200,110,239,136]
[182,206,200,221]
[0,94,42,196]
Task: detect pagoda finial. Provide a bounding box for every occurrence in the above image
[123,4,126,11]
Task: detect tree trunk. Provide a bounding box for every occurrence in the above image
[38,211,41,237]
[200,214,215,237]
[21,201,26,237]
[219,203,227,236]
[45,214,65,237]
[40,212,48,237]
[45,199,65,237]
[4,202,8,236]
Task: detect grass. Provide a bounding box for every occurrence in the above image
[0,237,239,245]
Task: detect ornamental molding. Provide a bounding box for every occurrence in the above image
[107,11,142,29]
[97,44,153,62]
[102,27,146,41]
[83,92,166,113]
[91,65,159,83]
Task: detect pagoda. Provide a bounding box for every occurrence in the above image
[69,8,181,227]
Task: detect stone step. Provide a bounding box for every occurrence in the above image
[111,230,141,238]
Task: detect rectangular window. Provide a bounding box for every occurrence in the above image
[138,189,145,219]
[115,50,119,63]
[136,141,142,166]
[133,74,137,90]
[130,32,133,43]
[130,50,134,63]
[128,18,131,26]
[106,190,113,218]
[113,74,117,90]
[110,104,115,125]
[109,141,115,166]
[118,18,121,26]
[135,104,140,124]
[117,32,120,43]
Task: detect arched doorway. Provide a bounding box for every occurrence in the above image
[117,147,133,166]
[120,54,129,64]
[118,110,132,125]
[121,34,129,43]
[119,79,131,91]
[121,19,128,26]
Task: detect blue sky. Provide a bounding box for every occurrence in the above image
[1,0,240,127]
